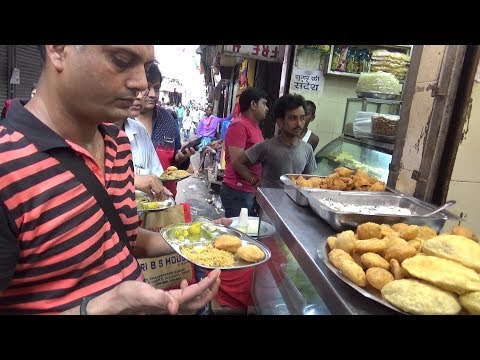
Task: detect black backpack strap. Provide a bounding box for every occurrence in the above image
[2,117,133,254]
[47,147,133,253]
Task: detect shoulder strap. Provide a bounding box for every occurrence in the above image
[48,147,133,253]
[2,118,133,253]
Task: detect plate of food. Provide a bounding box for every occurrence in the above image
[229,216,276,239]
[318,222,480,315]
[159,166,191,182]
[135,190,175,212]
[161,222,271,270]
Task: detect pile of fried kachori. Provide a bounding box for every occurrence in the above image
[290,167,386,192]
[327,222,480,314]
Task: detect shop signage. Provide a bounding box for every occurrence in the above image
[223,45,285,63]
[291,68,324,93]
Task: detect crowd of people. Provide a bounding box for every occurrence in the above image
[0,45,320,315]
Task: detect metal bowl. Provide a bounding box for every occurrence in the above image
[356,91,400,100]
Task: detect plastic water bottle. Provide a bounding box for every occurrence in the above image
[237,208,249,233]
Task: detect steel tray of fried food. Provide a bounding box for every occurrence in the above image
[303,190,459,232]
[280,174,395,207]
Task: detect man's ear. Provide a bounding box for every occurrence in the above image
[250,100,257,110]
[45,45,67,72]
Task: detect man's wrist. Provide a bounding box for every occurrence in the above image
[79,289,120,315]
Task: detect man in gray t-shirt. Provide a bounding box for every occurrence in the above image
[233,93,316,189]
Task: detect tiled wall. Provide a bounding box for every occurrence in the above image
[289,47,358,154]
[447,71,480,234]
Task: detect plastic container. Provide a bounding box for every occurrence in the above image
[237,208,249,233]
[371,114,400,137]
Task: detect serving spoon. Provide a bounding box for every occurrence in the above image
[422,200,456,217]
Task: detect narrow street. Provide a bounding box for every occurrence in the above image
[175,135,225,221]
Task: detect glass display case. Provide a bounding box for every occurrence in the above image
[343,98,401,138]
[313,135,393,182]
[251,210,330,315]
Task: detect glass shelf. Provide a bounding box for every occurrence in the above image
[251,211,330,315]
[313,135,392,182]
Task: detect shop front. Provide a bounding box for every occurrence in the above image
[245,45,480,315]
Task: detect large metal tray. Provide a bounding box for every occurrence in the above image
[302,190,459,232]
[160,223,271,270]
[317,242,406,314]
[280,174,394,207]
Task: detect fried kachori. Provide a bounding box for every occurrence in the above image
[354,239,386,254]
[417,225,438,240]
[237,244,265,263]
[328,248,354,269]
[384,244,417,263]
[214,234,242,253]
[390,259,405,280]
[334,230,356,253]
[357,222,382,240]
[366,267,394,290]
[381,279,461,315]
[452,225,478,242]
[361,252,390,270]
[327,236,337,251]
[336,259,367,287]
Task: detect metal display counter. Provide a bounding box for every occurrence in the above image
[253,187,396,315]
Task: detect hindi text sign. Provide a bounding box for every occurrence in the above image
[291,68,324,94]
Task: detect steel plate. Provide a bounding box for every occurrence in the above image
[160,223,271,270]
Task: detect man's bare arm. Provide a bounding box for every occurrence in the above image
[231,147,259,186]
[133,227,175,259]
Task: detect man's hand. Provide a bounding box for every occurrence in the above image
[84,270,221,315]
[212,217,233,227]
[208,139,223,151]
[134,175,172,200]
[175,147,196,164]
[167,269,221,314]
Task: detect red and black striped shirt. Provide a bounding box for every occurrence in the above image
[0,99,143,314]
